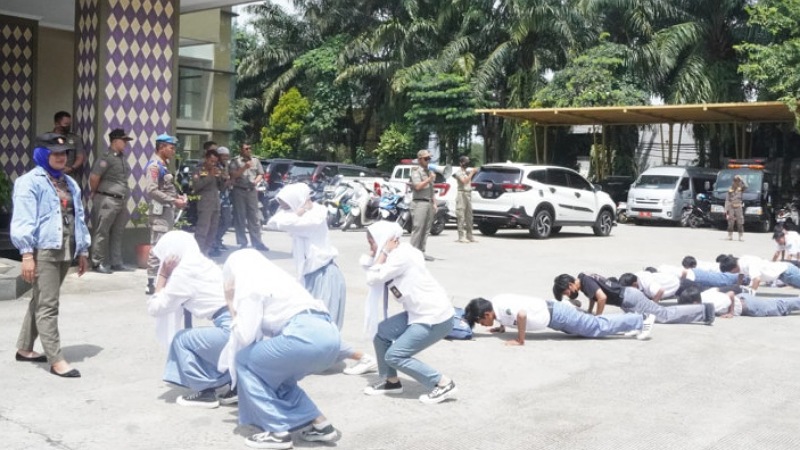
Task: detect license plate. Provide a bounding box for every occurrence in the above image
[640,212,652,218]
[710,204,724,213]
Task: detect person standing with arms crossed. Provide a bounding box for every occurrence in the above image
[409,150,436,261]
[143,134,187,295]
[228,143,268,251]
[12,133,91,377]
[89,128,133,274]
[192,149,223,256]
[52,111,87,189]
[453,155,478,243]
[725,174,746,241]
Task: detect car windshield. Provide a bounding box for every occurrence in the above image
[633,175,679,189]
[473,167,521,184]
[715,170,762,192]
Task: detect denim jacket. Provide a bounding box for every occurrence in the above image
[11,166,91,256]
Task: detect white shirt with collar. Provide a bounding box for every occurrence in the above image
[267,204,338,277]
[700,288,742,316]
[491,294,552,332]
[776,231,800,257]
[635,271,681,299]
[364,243,452,325]
[737,255,788,283]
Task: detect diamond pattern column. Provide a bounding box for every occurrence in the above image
[0,15,36,181]
[74,0,178,216]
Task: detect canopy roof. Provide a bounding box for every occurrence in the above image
[476,101,798,126]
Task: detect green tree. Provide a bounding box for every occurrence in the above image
[374,124,416,171]
[260,88,310,158]
[403,73,476,164]
[737,0,800,114]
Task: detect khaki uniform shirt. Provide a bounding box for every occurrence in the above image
[410,166,434,201]
[229,156,264,189]
[192,164,222,212]
[454,167,473,192]
[64,132,86,170]
[90,150,131,197]
[143,156,178,214]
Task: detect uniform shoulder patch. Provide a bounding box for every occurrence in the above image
[99,160,108,168]
[148,164,159,181]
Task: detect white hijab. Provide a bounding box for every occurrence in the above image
[362,221,404,338]
[275,183,313,279]
[150,230,217,349]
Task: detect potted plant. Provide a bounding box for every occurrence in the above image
[0,171,12,229]
[131,201,151,268]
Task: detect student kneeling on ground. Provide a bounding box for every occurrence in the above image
[463,295,655,344]
[679,285,800,318]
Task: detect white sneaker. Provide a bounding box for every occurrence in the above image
[419,380,458,404]
[343,354,378,375]
[636,314,655,341]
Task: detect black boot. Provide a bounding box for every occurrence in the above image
[145,278,155,295]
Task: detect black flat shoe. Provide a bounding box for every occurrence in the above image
[15,352,47,363]
[50,367,81,378]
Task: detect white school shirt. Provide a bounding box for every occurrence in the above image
[737,255,788,283]
[776,231,800,256]
[266,204,338,277]
[491,294,552,332]
[147,264,227,320]
[657,264,694,281]
[364,243,453,325]
[635,271,681,298]
[700,288,742,316]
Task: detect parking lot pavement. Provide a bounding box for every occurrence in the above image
[3,223,800,450]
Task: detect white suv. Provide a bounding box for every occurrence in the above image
[471,163,616,238]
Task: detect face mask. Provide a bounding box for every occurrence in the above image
[60,125,71,134]
[568,290,579,300]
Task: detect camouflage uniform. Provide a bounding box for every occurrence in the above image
[143,155,178,277]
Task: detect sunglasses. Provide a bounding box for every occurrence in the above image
[421,157,432,161]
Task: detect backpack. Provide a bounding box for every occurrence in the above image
[445,307,473,340]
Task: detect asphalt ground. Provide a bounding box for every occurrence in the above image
[2,221,800,450]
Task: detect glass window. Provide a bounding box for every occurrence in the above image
[527,170,546,183]
[473,167,522,184]
[566,171,593,191]
[545,169,570,187]
[175,132,209,160]
[633,175,680,189]
[177,65,213,122]
[339,166,365,177]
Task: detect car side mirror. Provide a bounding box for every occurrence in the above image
[704,181,711,190]
[593,184,602,192]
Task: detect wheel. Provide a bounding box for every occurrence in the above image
[550,226,562,235]
[758,216,772,233]
[341,215,353,231]
[617,211,628,224]
[592,209,614,236]
[529,209,553,239]
[478,223,498,236]
[688,215,702,228]
[431,217,445,235]
[397,211,411,233]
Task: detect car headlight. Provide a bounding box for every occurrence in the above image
[745,207,763,215]
[710,205,724,213]
[662,199,674,206]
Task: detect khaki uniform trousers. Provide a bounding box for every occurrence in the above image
[91,194,127,267]
[726,205,744,234]
[17,259,71,363]
[195,205,220,254]
[410,200,434,253]
[232,187,263,246]
[147,209,174,277]
[456,191,474,241]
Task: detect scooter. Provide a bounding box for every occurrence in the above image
[325,177,356,228]
[341,180,381,231]
[395,197,448,236]
[681,193,713,228]
[616,202,628,224]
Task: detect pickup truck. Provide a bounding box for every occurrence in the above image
[388,164,456,220]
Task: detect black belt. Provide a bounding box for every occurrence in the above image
[413,198,430,202]
[97,191,125,199]
[211,306,229,320]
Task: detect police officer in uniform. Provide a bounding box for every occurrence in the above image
[88,128,133,273]
[53,111,87,188]
[143,134,187,294]
[192,148,222,255]
[229,143,268,251]
[453,155,478,243]
[213,146,232,254]
[409,149,436,261]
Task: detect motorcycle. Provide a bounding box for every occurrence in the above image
[341,180,381,231]
[616,202,628,224]
[681,193,713,228]
[775,198,800,231]
[395,197,449,236]
[324,176,356,228]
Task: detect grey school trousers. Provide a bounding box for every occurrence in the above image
[620,287,708,324]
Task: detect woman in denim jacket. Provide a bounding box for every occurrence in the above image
[11,133,91,378]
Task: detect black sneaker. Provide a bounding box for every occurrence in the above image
[145,279,155,295]
[218,388,238,405]
[363,380,403,396]
[299,424,338,442]
[245,431,292,449]
[419,380,458,404]
[176,388,220,409]
[704,302,716,325]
